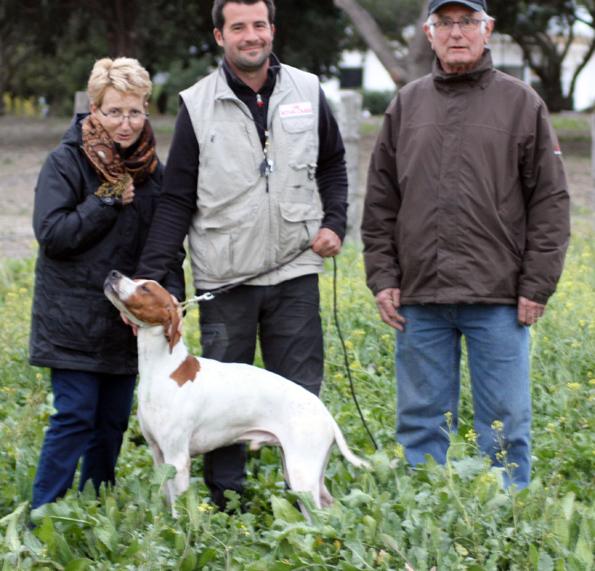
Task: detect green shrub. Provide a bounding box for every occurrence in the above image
[362,90,395,116]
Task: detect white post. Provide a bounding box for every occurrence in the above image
[590,114,595,212]
[74,91,90,115]
[337,90,363,241]
[592,114,595,187]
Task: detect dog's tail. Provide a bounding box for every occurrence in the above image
[332,420,371,469]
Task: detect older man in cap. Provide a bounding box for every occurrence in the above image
[361,0,569,487]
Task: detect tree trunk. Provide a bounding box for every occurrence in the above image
[534,55,572,112]
[93,0,139,57]
[406,0,434,80]
[334,0,408,85]
[539,81,572,113]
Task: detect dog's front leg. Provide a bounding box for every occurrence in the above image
[162,453,191,517]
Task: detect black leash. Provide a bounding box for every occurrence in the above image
[181,247,379,450]
[331,257,379,451]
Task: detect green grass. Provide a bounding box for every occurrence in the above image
[551,114,592,134]
[0,230,593,569]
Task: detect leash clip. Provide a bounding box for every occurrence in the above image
[195,292,215,302]
[181,292,215,309]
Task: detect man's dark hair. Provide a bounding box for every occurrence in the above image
[212,0,276,30]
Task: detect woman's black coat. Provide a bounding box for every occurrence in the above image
[29,114,185,374]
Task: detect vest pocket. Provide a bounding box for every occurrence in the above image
[194,211,267,282]
[281,116,315,133]
[281,116,317,166]
[286,161,319,203]
[278,201,323,258]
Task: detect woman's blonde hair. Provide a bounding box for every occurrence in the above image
[87,57,152,106]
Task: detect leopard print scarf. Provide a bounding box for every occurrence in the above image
[81,114,158,199]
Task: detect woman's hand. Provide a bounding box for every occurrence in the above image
[120,180,135,206]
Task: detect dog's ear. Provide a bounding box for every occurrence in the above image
[164,297,182,353]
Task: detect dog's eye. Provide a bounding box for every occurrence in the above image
[139,284,150,293]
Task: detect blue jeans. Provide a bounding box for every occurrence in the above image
[396,304,531,488]
[32,369,136,509]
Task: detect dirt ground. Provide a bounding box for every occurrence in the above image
[0,115,592,261]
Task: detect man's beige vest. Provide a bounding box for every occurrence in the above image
[181,64,323,289]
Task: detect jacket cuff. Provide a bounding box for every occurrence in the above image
[320,222,345,242]
[517,287,550,305]
[84,194,119,224]
[369,278,401,297]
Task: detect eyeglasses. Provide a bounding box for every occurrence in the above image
[430,16,486,33]
[98,108,149,124]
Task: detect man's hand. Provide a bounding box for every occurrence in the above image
[375,288,406,331]
[517,296,546,326]
[312,228,342,257]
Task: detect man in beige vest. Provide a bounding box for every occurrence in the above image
[136,0,348,510]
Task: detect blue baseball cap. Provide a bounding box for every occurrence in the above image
[428,0,487,15]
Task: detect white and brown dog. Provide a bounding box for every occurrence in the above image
[104,270,369,515]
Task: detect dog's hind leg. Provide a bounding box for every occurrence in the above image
[318,447,334,508]
[283,450,324,519]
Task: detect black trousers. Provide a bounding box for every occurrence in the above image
[198,274,324,509]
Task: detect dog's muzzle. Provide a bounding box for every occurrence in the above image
[104,269,123,296]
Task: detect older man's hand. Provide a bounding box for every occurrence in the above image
[517,296,546,326]
[375,288,406,331]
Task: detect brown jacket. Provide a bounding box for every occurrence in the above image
[362,50,570,305]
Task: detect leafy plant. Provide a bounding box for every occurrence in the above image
[0,228,593,568]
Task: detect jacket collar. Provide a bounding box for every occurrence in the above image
[433,49,494,91]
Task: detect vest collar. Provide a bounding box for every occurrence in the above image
[214,58,297,125]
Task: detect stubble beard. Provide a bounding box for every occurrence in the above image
[233,44,271,72]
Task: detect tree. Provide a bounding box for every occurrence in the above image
[273,0,348,78]
[334,0,433,85]
[1,0,349,115]
[490,0,595,111]
[0,1,42,114]
[334,0,594,111]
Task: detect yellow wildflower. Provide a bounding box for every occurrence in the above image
[491,420,504,432]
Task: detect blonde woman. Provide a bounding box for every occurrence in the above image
[29,57,184,510]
